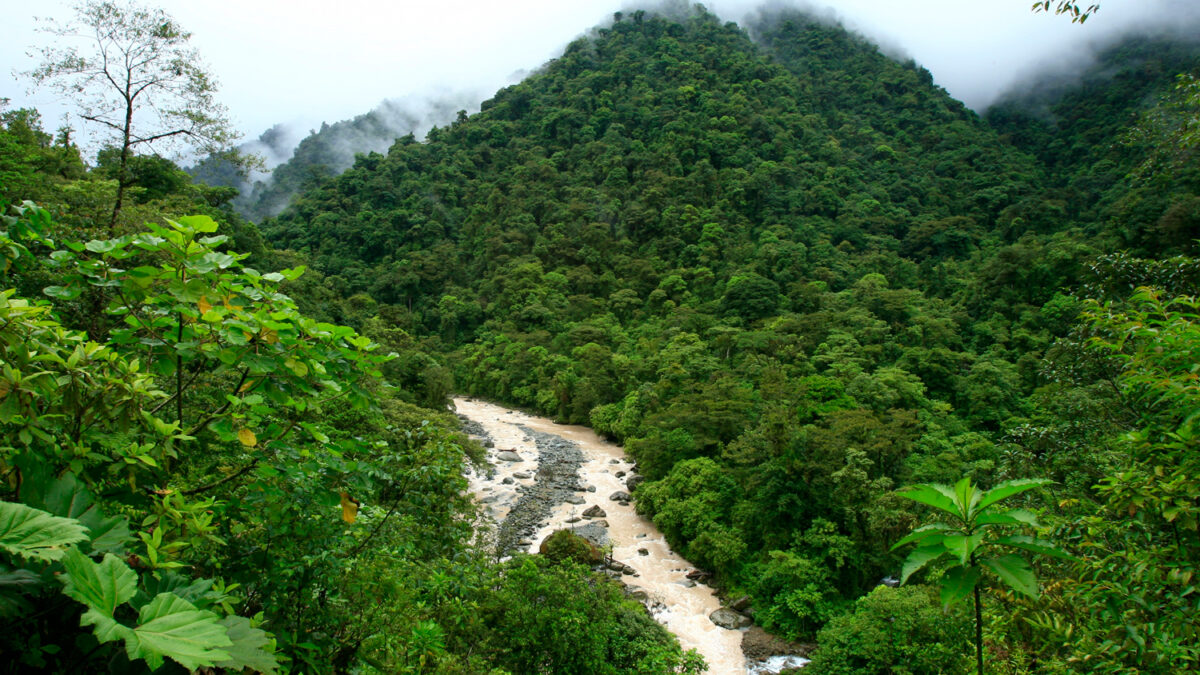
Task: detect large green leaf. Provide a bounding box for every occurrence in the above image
[127,592,232,671]
[0,501,89,562]
[993,535,1075,560]
[900,544,949,584]
[895,484,959,518]
[976,479,1053,512]
[981,554,1039,598]
[953,477,981,520]
[942,532,984,566]
[0,568,41,617]
[975,509,1040,528]
[890,522,951,551]
[21,471,132,554]
[215,615,279,673]
[939,565,982,607]
[61,549,137,616]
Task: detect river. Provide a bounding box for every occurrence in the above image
[455,397,810,674]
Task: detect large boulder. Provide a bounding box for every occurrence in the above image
[710,607,752,630]
[539,529,602,564]
[626,474,646,492]
[496,451,522,462]
[582,505,607,518]
[609,491,632,503]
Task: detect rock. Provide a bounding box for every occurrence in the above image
[566,517,581,523]
[609,459,620,464]
[740,626,814,661]
[638,548,649,556]
[586,485,596,492]
[677,579,696,588]
[478,495,497,504]
[573,522,610,548]
[497,451,521,462]
[501,477,514,485]
[592,520,609,528]
[582,505,607,518]
[686,569,711,581]
[710,607,752,630]
[483,440,494,448]
[626,475,646,492]
[565,495,585,505]
[731,595,752,612]
[610,491,632,502]
[627,587,650,602]
[539,529,602,564]
[616,471,626,478]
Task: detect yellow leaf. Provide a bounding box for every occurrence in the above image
[237,428,257,447]
[198,297,212,314]
[340,491,359,524]
[260,329,278,344]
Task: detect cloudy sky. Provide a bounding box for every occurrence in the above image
[3,0,1198,152]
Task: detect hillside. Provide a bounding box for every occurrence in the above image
[262,1,1074,650]
[986,33,1200,254]
[7,1,1197,671]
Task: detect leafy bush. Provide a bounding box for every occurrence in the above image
[806,585,970,675]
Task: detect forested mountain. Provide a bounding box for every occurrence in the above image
[986,33,1200,255]
[258,4,1199,671]
[5,1,1199,672]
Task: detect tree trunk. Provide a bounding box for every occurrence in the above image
[974,581,984,675]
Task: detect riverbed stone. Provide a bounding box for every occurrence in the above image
[582,505,607,518]
[710,607,752,630]
[497,451,522,462]
[610,491,632,503]
[565,495,585,505]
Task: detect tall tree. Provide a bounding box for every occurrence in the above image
[25,0,238,227]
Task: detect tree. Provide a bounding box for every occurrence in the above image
[891,477,1072,675]
[1032,2,1100,23]
[25,1,239,227]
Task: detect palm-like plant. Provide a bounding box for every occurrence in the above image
[892,477,1072,675]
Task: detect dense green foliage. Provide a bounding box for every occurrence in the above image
[0,102,699,672]
[256,4,1199,671]
[6,1,1200,671]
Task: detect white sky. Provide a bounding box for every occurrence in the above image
[3,0,1198,151]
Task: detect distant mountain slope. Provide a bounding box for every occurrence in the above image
[191,96,471,221]
[985,34,1200,254]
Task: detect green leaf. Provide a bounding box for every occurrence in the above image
[215,615,279,673]
[81,608,134,644]
[953,477,980,519]
[981,554,1039,598]
[61,549,137,616]
[942,532,984,566]
[0,501,89,562]
[900,544,949,584]
[977,479,1053,512]
[128,593,232,671]
[895,484,959,518]
[176,215,219,233]
[939,565,982,607]
[890,522,951,551]
[20,470,132,554]
[993,535,1075,561]
[975,509,1040,528]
